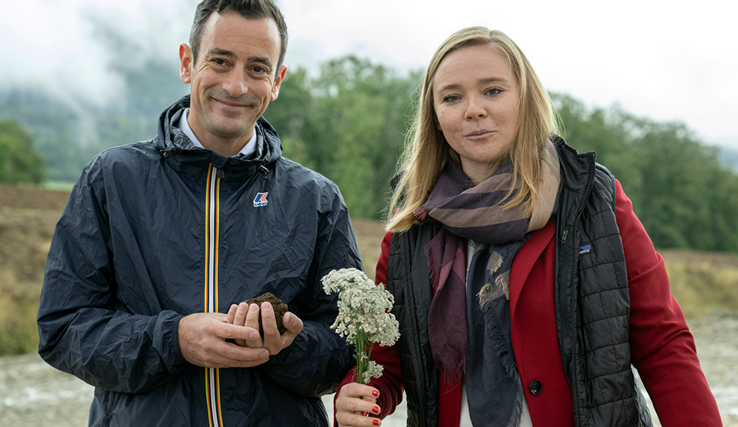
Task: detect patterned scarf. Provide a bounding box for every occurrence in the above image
[466,240,526,426]
[412,141,560,383]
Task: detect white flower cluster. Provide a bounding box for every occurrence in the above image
[322,268,400,383]
[363,360,384,384]
[322,268,400,347]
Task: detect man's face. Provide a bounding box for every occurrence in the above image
[179,12,286,145]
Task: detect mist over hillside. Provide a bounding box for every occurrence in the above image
[0,10,188,182]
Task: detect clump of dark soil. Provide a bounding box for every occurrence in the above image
[242,292,289,335]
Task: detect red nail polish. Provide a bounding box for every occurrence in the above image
[372,405,380,414]
[372,390,379,397]
[373,420,380,426]
[360,411,367,416]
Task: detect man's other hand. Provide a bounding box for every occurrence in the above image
[178,312,270,368]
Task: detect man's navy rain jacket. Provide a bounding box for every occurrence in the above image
[37,96,362,426]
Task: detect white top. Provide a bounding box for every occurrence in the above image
[176,108,257,157]
[460,240,533,427]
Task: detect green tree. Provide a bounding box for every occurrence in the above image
[552,92,738,252]
[264,68,316,169]
[0,121,46,184]
[552,93,643,195]
[268,56,420,219]
[0,89,88,182]
[632,122,738,251]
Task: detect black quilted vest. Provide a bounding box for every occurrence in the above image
[386,139,653,427]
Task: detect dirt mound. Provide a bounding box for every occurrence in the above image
[0,184,70,210]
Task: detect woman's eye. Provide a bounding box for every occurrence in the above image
[442,95,460,103]
[486,88,502,96]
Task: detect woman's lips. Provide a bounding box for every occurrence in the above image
[465,130,494,139]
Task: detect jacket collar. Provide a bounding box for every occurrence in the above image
[508,137,597,316]
[552,136,597,223]
[153,95,283,178]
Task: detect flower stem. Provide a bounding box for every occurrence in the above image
[356,330,368,384]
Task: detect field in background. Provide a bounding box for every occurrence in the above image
[1,183,737,356]
[662,249,738,318]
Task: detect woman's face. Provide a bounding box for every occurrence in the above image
[433,43,520,184]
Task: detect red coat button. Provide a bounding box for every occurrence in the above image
[529,380,542,395]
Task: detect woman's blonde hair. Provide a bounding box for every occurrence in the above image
[387,27,558,232]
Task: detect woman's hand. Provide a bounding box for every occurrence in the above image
[335,382,382,426]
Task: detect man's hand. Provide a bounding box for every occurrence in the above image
[226,301,304,355]
[178,312,270,368]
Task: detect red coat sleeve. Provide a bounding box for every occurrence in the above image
[617,180,721,424]
[334,231,405,420]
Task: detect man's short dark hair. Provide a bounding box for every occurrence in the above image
[189,0,288,75]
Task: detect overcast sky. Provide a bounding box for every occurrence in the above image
[2,0,736,149]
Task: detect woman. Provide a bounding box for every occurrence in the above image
[334,27,721,427]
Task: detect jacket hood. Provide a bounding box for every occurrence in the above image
[154,95,283,173]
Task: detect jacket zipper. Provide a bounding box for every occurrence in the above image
[204,164,224,427]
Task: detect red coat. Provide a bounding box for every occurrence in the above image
[338,181,721,426]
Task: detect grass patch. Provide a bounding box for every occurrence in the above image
[41,181,76,191]
[664,250,738,318]
[350,218,386,281]
[0,279,41,355]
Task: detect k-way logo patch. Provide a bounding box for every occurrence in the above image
[253,192,269,207]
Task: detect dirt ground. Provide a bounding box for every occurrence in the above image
[0,183,69,286]
[0,183,71,210]
[0,185,70,354]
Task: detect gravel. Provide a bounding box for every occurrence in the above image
[2,313,735,426]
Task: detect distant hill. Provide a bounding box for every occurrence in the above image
[719,147,738,171]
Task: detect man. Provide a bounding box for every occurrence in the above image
[37,1,362,425]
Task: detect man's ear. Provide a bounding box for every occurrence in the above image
[179,44,193,84]
[270,64,288,101]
